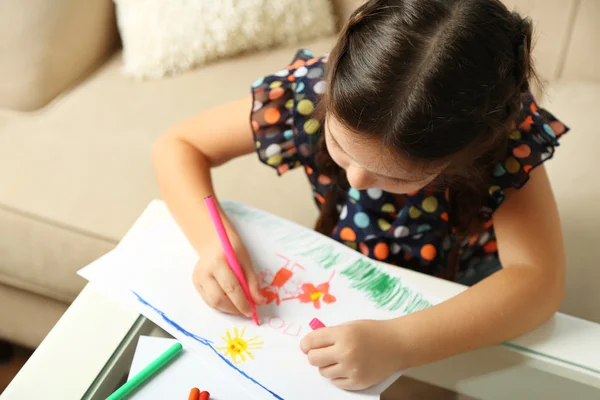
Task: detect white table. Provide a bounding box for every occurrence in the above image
[3,200,600,399]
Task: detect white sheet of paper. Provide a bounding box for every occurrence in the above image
[79,201,437,400]
[128,336,253,399]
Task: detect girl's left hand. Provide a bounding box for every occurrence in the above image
[299,319,405,390]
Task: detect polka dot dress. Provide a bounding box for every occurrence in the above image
[250,50,569,281]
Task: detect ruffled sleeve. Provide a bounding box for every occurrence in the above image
[250,49,326,175]
[484,92,570,215]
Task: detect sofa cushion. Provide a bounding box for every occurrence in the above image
[0,0,118,111]
[116,0,336,79]
[0,37,333,299]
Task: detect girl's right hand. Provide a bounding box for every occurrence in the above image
[192,227,264,317]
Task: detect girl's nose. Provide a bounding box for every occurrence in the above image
[346,165,373,190]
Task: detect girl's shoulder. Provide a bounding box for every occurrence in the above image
[250,49,327,175]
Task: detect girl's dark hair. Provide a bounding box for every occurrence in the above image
[315,0,536,239]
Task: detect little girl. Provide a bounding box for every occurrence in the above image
[153,0,569,391]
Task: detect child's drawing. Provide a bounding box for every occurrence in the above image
[282,270,337,309]
[79,200,437,399]
[260,254,304,305]
[216,327,264,364]
[259,254,337,309]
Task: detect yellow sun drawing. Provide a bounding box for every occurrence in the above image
[216,327,264,364]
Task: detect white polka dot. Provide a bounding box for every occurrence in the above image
[413,234,423,240]
[253,100,263,112]
[394,226,409,238]
[274,69,289,77]
[340,205,348,220]
[336,204,343,213]
[391,243,401,255]
[478,232,490,246]
[286,117,293,125]
[367,188,383,200]
[313,80,327,94]
[294,66,308,77]
[365,234,377,241]
[265,144,281,158]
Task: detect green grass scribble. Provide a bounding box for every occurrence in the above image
[223,201,432,314]
[341,259,432,313]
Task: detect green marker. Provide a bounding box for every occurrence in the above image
[106,342,183,400]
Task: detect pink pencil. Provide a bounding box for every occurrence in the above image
[204,196,259,325]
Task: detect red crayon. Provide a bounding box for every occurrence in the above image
[199,391,211,400]
[309,318,326,330]
[188,387,200,400]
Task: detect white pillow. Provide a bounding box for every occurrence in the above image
[115,0,337,79]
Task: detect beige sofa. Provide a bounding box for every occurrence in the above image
[0,0,598,349]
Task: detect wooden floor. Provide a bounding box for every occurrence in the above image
[0,342,33,394]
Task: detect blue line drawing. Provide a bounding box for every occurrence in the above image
[132,291,284,400]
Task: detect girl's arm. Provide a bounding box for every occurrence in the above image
[152,95,255,253]
[395,164,565,367]
[153,95,265,316]
[300,165,565,391]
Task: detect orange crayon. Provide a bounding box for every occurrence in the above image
[188,387,200,400]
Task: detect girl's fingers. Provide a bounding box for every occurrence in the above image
[197,273,238,314]
[238,249,265,305]
[319,364,346,380]
[307,347,338,368]
[213,265,253,317]
[300,329,335,353]
[331,377,356,390]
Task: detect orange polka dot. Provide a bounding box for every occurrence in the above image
[359,242,369,256]
[305,165,313,175]
[306,58,319,66]
[484,240,498,253]
[550,121,565,136]
[318,175,331,185]
[445,188,450,202]
[251,120,259,132]
[441,212,449,222]
[290,60,306,69]
[269,87,285,100]
[469,236,478,246]
[315,193,325,204]
[373,243,389,260]
[287,74,296,82]
[403,252,413,261]
[420,244,437,261]
[519,115,533,132]
[340,227,356,241]
[484,219,494,229]
[513,144,531,158]
[530,102,538,114]
[277,164,289,174]
[264,108,281,124]
[523,165,532,174]
[407,190,419,196]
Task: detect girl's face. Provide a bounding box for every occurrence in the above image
[325,115,444,195]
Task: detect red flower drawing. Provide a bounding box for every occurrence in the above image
[261,287,281,305]
[297,282,336,309]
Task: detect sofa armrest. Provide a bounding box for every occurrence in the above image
[0,0,119,112]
